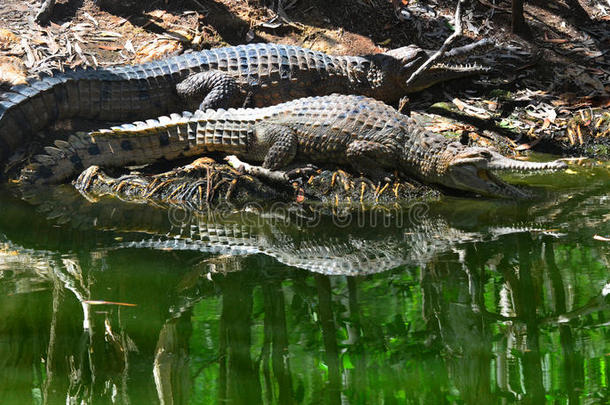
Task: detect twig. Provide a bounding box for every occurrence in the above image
[224,155,288,183]
[404,0,464,88]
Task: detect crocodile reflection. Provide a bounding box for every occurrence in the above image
[2,161,610,402]
[7,178,608,276]
[0,175,609,404]
[0,227,608,404]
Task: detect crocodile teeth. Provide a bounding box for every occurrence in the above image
[488,160,567,172]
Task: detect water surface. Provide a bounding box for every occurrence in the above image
[0,163,608,404]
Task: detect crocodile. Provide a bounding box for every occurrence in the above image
[0,41,492,163]
[20,94,567,198]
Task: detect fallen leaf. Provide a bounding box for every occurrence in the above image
[98,30,122,38]
[136,40,183,62]
[0,56,27,85]
[452,98,465,111]
[98,44,122,51]
[541,118,551,129]
[0,28,19,50]
[586,67,607,75]
[147,9,166,20]
[514,138,540,151]
[73,23,93,31]
[83,12,99,27]
[163,30,193,42]
[124,39,135,54]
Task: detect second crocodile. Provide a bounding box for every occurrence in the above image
[0,41,491,163]
[20,94,567,198]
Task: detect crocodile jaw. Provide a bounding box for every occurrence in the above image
[441,148,567,199]
[388,39,494,93]
[404,64,491,93]
[485,151,568,172]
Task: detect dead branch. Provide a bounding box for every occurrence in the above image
[225,155,289,183]
[404,0,464,88]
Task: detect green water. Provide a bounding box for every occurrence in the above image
[0,164,609,404]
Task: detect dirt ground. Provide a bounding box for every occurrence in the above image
[1,0,609,159]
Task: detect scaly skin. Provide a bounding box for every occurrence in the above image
[20,94,567,198]
[0,41,491,162]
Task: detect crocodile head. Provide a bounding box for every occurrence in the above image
[437,147,567,198]
[382,39,494,94]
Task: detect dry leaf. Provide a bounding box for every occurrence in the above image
[83,12,99,27]
[98,31,122,38]
[147,10,166,20]
[541,118,551,129]
[452,98,466,111]
[0,57,27,86]
[136,40,183,62]
[98,44,122,51]
[163,30,193,42]
[543,32,568,43]
[0,29,19,50]
[124,39,135,54]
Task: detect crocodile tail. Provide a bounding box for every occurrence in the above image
[18,112,201,185]
[18,105,260,185]
[0,73,64,161]
[0,60,185,163]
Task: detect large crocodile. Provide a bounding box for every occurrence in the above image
[20,94,566,198]
[0,41,491,163]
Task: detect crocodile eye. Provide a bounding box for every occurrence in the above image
[479,150,492,159]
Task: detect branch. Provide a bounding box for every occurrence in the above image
[224,155,289,183]
[404,0,465,88]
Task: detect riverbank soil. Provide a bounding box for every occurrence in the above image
[1,0,609,162]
